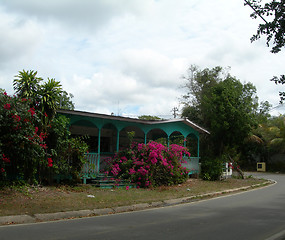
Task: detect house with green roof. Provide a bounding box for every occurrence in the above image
[57,109,210,183]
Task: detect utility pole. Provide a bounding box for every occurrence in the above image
[171,107,179,118]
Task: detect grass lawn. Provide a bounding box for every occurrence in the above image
[0,177,269,217]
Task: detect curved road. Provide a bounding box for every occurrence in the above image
[1,173,285,240]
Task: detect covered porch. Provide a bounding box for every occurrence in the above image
[57,110,209,183]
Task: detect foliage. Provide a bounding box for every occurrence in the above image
[105,141,190,188]
[271,75,285,103]
[244,0,285,54]
[181,66,258,157]
[13,70,43,103]
[38,78,62,125]
[1,70,83,184]
[256,115,285,154]
[245,0,285,102]
[58,91,75,110]
[0,92,49,183]
[256,101,272,124]
[45,114,88,181]
[181,65,224,126]
[13,70,74,112]
[138,115,161,120]
[201,157,223,181]
[204,78,258,155]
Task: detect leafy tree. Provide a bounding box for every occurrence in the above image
[244,0,285,102]
[260,115,285,153]
[58,91,75,110]
[181,66,259,176]
[181,65,227,126]
[138,115,161,120]
[244,0,285,53]
[203,78,258,156]
[256,101,272,123]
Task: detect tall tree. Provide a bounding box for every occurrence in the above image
[181,65,225,126]
[203,78,258,155]
[181,66,258,156]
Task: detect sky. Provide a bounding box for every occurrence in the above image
[0,0,284,118]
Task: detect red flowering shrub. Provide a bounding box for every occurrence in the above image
[105,141,190,188]
[0,92,50,182]
[1,70,85,184]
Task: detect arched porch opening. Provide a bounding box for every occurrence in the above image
[169,131,185,146]
[146,128,168,145]
[119,126,145,150]
[183,133,200,175]
[100,123,118,154]
[99,123,118,172]
[186,133,199,157]
[69,120,99,152]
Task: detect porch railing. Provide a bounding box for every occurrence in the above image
[81,154,200,184]
[81,153,99,183]
[182,157,200,175]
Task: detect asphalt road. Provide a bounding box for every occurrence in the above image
[1,172,285,240]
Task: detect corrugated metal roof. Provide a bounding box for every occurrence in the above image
[57,109,210,134]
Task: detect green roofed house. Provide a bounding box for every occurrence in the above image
[57,109,210,183]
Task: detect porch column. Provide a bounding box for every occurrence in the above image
[116,130,120,152]
[167,136,170,148]
[183,137,187,157]
[197,135,200,158]
[97,128,101,172]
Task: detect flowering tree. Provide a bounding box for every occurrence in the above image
[0,92,50,182]
[105,141,190,188]
[1,70,88,184]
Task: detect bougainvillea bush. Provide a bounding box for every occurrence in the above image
[105,141,190,188]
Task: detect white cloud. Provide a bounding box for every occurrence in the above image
[0,0,284,118]
[0,7,42,65]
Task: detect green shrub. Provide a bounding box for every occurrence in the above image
[201,157,223,181]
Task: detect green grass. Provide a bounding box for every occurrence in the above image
[0,177,268,217]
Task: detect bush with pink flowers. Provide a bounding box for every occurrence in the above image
[105,141,190,188]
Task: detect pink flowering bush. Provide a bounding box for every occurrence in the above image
[105,141,190,188]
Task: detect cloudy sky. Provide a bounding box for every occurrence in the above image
[0,0,284,118]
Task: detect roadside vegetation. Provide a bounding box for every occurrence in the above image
[180,65,285,179]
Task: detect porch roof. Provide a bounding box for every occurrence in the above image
[57,109,210,135]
